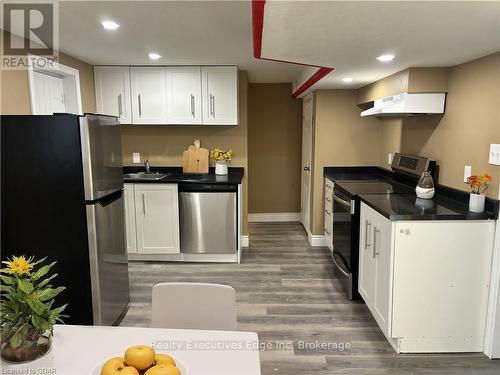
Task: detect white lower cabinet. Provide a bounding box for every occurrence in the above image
[124,184,180,255]
[359,202,495,353]
[324,178,333,251]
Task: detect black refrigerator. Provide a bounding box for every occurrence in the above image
[1,113,129,325]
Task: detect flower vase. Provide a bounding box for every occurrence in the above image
[1,329,52,363]
[215,160,228,175]
[469,193,485,213]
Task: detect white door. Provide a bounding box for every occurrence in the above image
[372,211,393,336]
[32,71,65,114]
[124,184,137,254]
[130,67,167,124]
[94,66,132,123]
[358,203,375,305]
[300,94,313,232]
[166,67,202,124]
[202,66,238,125]
[134,184,180,254]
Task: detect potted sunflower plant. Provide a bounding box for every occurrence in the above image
[0,255,67,363]
[465,174,493,213]
[210,148,233,175]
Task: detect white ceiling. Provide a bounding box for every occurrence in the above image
[51,1,500,89]
[262,0,500,90]
[58,1,303,83]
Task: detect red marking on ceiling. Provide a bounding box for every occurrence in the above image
[251,0,334,97]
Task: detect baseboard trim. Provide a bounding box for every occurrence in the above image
[304,226,327,247]
[248,212,301,222]
[241,235,249,248]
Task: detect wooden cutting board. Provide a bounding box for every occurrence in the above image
[182,144,209,174]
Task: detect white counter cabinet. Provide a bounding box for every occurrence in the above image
[359,202,496,353]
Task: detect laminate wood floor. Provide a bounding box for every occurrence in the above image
[121,222,500,374]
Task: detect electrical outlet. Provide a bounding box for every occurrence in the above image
[489,144,500,166]
[132,152,141,163]
[464,165,472,182]
[388,153,393,165]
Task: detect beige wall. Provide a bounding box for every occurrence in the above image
[311,90,382,234]
[248,83,302,213]
[0,31,96,114]
[396,52,500,198]
[122,71,249,234]
[357,69,409,105]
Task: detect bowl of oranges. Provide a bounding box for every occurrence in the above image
[93,345,188,375]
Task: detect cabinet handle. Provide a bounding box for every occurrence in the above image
[118,94,122,116]
[143,193,147,215]
[373,227,380,258]
[191,94,195,117]
[364,220,371,249]
[212,95,215,117]
[138,94,142,117]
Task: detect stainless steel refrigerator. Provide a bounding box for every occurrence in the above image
[1,113,129,326]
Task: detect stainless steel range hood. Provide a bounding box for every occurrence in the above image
[360,92,446,117]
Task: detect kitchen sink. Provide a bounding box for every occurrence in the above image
[123,172,168,180]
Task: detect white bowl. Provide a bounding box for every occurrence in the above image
[90,353,189,375]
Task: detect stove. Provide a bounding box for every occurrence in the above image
[329,154,437,300]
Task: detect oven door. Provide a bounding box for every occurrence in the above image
[332,187,354,297]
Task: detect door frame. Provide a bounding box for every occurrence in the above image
[300,93,314,234]
[27,55,82,115]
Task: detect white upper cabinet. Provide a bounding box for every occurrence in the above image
[94,66,132,123]
[130,67,167,124]
[166,67,202,124]
[202,66,239,125]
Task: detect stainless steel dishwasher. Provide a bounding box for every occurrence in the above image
[179,183,237,254]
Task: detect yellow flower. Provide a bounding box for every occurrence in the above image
[2,255,34,276]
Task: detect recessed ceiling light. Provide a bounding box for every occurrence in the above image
[376,54,395,62]
[101,20,120,30]
[342,77,353,83]
[148,53,161,60]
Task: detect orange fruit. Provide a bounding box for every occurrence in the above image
[155,354,176,366]
[124,346,156,371]
[100,357,139,375]
[144,365,181,375]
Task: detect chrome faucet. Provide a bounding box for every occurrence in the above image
[144,160,150,174]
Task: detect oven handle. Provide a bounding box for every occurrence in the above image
[333,192,355,214]
[332,251,350,278]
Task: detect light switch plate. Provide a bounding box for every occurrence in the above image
[132,152,141,164]
[489,144,500,166]
[464,165,472,182]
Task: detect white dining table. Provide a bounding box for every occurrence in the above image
[1,324,261,375]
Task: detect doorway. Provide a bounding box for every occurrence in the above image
[300,93,313,233]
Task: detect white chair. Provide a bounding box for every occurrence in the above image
[151,282,237,330]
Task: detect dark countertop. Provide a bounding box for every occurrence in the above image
[359,193,493,221]
[123,166,244,185]
[324,166,498,221]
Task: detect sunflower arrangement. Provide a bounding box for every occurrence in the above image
[0,255,67,361]
[466,174,493,194]
[210,148,233,161]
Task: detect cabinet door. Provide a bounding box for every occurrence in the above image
[358,203,375,305]
[202,66,238,125]
[123,184,137,254]
[130,67,167,124]
[134,184,180,254]
[94,66,132,123]
[372,210,393,336]
[166,67,202,124]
